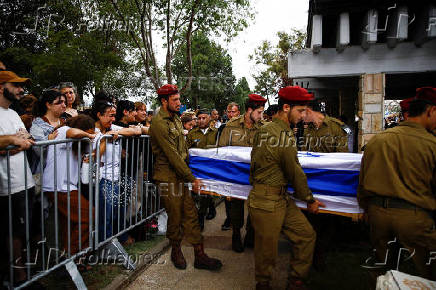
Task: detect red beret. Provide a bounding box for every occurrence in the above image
[399,97,414,113]
[278,86,314,102]
[248,93,267,104]
[415,87,436,105]
[157,84,179,96]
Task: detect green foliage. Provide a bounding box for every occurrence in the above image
[0,0,151,101]
[250,29,306,100]
[172,32,238,113]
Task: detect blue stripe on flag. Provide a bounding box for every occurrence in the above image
[189,156,359,197]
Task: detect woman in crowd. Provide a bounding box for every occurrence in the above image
[181,114,195,136]
[59,82,80,118]
[145,111,153,127]
[30,89,67,172]
[92,100,140,245]
[42,115,96,257]
[134,102,147,125]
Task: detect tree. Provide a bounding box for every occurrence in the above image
[172,32,236,113]
[0,0,150,101]
[250,29,306,101]
[233,77,250,113]
[105,0,253,92]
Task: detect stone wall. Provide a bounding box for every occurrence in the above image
[358,73,385,151]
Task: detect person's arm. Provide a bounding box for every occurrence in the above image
[66,128,96,140]
[0,135,34,151]
[150,120,195,182]
[117,126,142,136]
[280,141,325,213]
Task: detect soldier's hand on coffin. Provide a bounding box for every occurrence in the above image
[192,178,203,194]
[307,199,326,214]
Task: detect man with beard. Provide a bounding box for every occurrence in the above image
[149,84,222,271]
[218,94,266,253]
[0,71,35,286]
[187,109,218,230]
[249,86,325,290]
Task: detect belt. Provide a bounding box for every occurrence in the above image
[252,184,287,195]
[369,196,432,216]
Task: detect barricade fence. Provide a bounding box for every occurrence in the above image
[1,135,163,290]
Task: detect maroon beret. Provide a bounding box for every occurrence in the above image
[157,84,179,96]
[415,87,436,105]
[278,86,314,102]
[248,93,267,104]
[399,97,414,113]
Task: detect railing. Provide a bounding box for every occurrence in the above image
[1,135,162,289]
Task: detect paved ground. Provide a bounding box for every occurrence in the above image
[127,201,292,290]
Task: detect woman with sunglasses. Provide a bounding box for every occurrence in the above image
[59,82,79,118]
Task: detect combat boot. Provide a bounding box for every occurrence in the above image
[206,203,216,220]
[232,228,244,253]
[193,243,222,271]
[170,240,186,270]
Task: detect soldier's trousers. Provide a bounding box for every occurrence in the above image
[368,205,436,280]
[231,199,252,231]
[249,189,315,283]
[156,180,203,244]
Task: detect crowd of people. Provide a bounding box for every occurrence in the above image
[1,64,435,290]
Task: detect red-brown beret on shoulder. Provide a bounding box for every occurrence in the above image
[157,84,179,96]
[248,93,267,104]
[415,87,436,105]
[399,97,414,113]
[278,86,314,102]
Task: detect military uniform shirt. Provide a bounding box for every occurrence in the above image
[302,115,349,153]
[149,109,195,183]
[218,115,263,147]
[358,121,436,211]
[250,118,314,203]
[187,127,218,149]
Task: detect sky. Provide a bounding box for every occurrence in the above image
[224,0,309,90]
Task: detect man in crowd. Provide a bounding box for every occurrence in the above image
[302,100,350,152]
[249,86,325,290]
[149,84,222,271]
[218,101,241,231]
[210,109,221,129]
[187,109,218,230]
[219,94,266,253]
[358,87,436,281]
[0,71,35,285]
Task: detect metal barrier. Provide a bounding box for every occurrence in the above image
[1,134,162,289]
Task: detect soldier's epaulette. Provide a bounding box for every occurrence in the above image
[330,117,344,126]
[226,116,243,127]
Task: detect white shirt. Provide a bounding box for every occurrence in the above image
[200,128,209,135]
[0,107,35,195]
[94,124,122,181]
[42,126,79,193]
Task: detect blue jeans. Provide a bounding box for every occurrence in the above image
[98,178,128,243]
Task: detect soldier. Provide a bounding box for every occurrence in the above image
[249,86,325,290]
[210,109,222,129]
[187,109,218,230]
[218,102,241,231]
[358,87,436,281]
[218,94,266,253]
[149,84,222,271]
[302,100,350,152]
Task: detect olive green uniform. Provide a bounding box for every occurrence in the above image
[358,121,436,279]
[187,127,218,218]
[149,109,202,245]
[248,118,316,283]
[302,115,349,152]
[218,115,263,230]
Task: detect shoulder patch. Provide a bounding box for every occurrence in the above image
[341,124,352,135]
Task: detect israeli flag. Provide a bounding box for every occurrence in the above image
[189,146,363,214]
